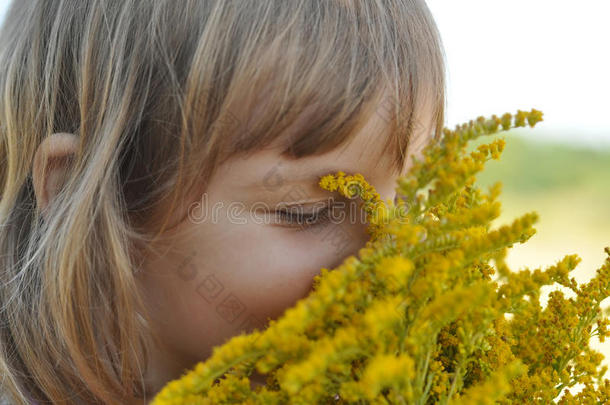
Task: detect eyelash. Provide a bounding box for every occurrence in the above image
[274,204,332,228]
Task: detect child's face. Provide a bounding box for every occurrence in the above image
[137,97,434,385]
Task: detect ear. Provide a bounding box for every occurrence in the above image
[32,132,78,214]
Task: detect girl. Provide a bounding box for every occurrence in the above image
[0,1,445,403]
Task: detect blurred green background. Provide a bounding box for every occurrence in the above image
[468,129,609,281]
[468,128,610,371]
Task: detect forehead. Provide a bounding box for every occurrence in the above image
[208,88,435,199]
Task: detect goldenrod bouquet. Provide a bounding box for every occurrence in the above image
[152,109,610,404]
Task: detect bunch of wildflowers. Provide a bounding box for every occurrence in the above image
[152,108,610,404]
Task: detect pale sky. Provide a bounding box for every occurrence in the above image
[426,0,610,146]
[1,0,608,146]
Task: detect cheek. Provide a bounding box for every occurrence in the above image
[200,221,365,318]
[139,218,369,363]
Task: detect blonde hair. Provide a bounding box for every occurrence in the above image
[0,0,445,403]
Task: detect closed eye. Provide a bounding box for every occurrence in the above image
[274,203,332,229]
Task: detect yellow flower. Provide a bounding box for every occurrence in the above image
[152,109,610,405]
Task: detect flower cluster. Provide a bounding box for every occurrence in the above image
[151,108,610,404]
